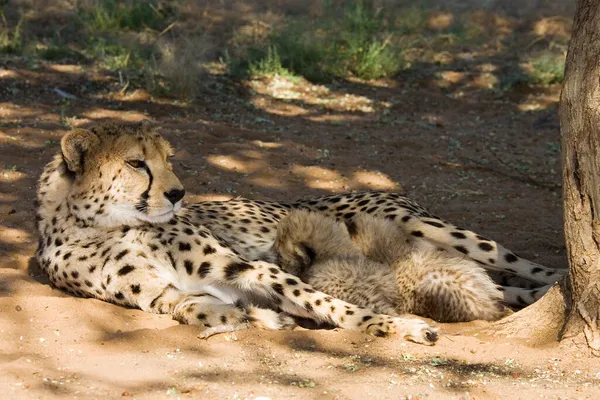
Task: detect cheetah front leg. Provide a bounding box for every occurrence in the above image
[103,271,295,337]
[202,256,438,345]
[174,295,297,338]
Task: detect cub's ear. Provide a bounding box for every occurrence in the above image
[60,129,100,173]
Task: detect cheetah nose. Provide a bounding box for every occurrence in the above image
[164,188,185,204]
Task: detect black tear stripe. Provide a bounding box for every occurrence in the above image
[78,147,87,174]
[136,164,154,212]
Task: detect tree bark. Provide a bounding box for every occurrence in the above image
[558,0,600,355]
[490,0,600,354]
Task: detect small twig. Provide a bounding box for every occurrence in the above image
[158,22,176,38]
[118,80,130,96]
[149,3,162,17]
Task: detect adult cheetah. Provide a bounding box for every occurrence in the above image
[35,121,436,344]
[35,121,563,343]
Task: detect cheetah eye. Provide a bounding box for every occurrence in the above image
[126,159,146,169]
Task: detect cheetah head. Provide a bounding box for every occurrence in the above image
[59,120,184,227]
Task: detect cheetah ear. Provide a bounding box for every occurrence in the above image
[60,129,100,173]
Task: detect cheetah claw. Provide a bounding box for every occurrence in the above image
[393,317,438,345]
[197,322,251,339]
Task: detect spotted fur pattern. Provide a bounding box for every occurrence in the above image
[271,210,507,322]
[35,121,437,345]
[186,195,561,308]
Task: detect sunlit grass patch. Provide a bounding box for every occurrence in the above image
[497,50,566,91]
[0,16,23,54]
[522,52,565,86]
[85,36,145,70]
[247,45,301,83]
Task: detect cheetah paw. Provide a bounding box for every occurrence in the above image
[276,313,298,330]
[197,322,251,339]
[393,317,438,345]
[248,309,297,331]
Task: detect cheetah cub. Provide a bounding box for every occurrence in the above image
[272,210,507,323]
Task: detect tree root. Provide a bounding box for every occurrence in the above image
[484,282,567,345]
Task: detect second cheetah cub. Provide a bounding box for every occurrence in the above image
[272,210,507,323]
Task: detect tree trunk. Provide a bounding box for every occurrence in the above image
[558,0,600,354]
[490,0,600,354]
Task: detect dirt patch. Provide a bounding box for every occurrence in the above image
[2,1,599,399]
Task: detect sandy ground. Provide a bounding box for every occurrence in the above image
[2,1,600,399]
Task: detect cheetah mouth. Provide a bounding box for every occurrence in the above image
[138,208,176,223]
[135,201,181,224]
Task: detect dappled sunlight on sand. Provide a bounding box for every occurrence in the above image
[250,99,310,117]
[0,103,43,120]
[247,175,288,190]
[0,69,18,79]
[201,147,401,195]
[435,64,499,92]
[248,75,390,117]
[0,192,19,203]
[207,154,269,174]
[46,65,83,74]
[250,140,282,149]
[291,165,346,191]
[533,16,572,39]
[306,114,365,123]
[517,92,560,111]
[0,168,28,182]
[351,170,399,191]
[0,227,31,245]
[82,109,149,122]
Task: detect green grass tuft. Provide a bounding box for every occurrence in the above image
[37,45,87,62]
[79,0,172,32]
[248,45,301,82]
[85,37,144,70]
[228,0,403,82]
[524,52,565,86]
[0,17,23,54]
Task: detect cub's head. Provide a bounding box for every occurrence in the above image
[59,120,184,227]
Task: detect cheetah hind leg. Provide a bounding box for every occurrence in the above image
[173,294,296,338]
[400,250,508,323]
[487,270,545,289]
[398,215,566,286]
[499,284,552,309]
